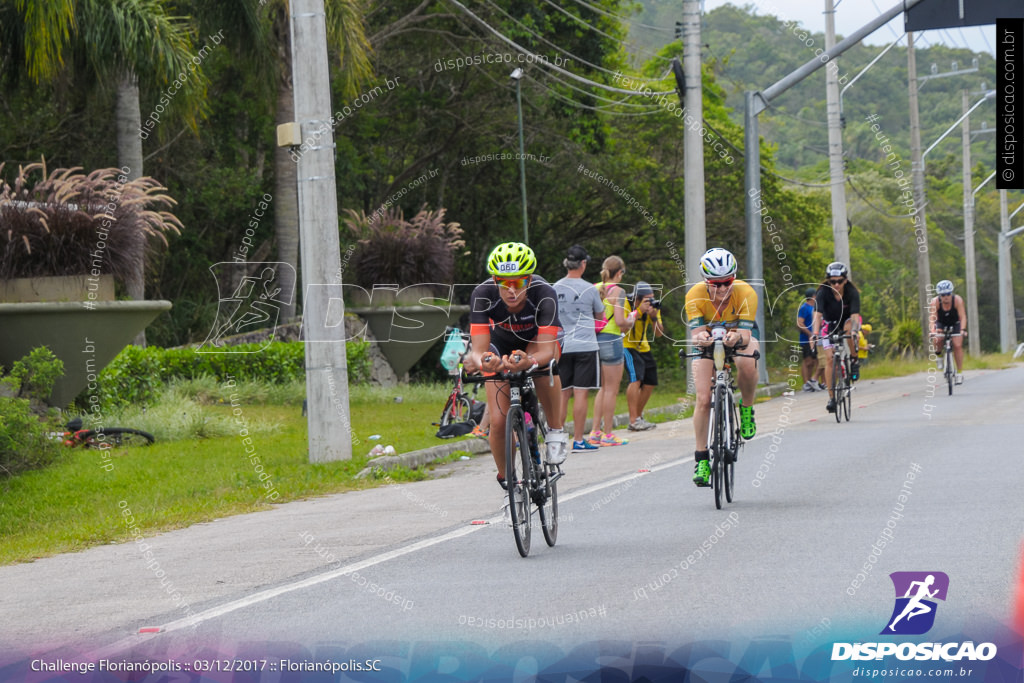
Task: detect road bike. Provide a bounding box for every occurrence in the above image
[59,416,155,448]
[465,360,562,557]
[935,326,962,396]
[437,328,482,428]
[825,332,854,423]
[684,326,759,510]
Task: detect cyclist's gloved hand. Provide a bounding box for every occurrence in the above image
[480,353,503,373]
[505,352,534,373]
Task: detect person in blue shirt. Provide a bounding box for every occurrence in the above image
[797,288,825,391]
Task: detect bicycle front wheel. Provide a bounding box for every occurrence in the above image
[711,385,726,509]
[440,394,472,427]
[81,428,155,448]
[945,347,954,396]
[832,357,844,424]
[843,360,852,422]
[505,407,532,557]
[724,394,736,503]
[539,464,558,547]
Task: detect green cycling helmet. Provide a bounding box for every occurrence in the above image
[486,242,537,277]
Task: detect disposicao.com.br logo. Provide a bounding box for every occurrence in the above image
[831,571,998,662]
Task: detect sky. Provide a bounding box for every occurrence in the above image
[701,0,998,56]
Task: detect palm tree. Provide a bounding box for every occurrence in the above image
[2,0,202,344]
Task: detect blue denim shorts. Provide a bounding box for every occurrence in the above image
[596,332,624,365]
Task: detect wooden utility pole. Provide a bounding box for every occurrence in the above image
[290,0,352,461]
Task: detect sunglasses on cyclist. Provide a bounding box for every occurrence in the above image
[494,275,531,290]
[828,278,846,285]
[707,278,734,287]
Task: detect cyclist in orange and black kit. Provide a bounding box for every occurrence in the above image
[463,243,569,503]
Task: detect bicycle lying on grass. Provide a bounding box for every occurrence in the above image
[59,416,155,448]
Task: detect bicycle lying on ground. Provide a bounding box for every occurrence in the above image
[683,326,759,510]
[465,360,562,557]
[824,331,854,423]
[934,326,962,396]
[60,417,155,448]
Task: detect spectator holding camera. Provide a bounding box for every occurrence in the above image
[623,281,664,431]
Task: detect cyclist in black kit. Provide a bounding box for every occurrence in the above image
[929,280,967,385]
[811,262,862,414]
[463,243,569,498]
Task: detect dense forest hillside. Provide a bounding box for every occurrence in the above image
[1,0,1019,359]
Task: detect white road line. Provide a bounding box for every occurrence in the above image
[89,429,782,659]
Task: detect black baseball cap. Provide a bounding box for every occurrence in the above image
[566,244,590,262]
[805,287,816,298]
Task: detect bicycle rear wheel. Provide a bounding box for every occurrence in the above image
[538,464,558,547]
[81,428,155,448]
[505,407,532,557]
[439,394,472,427]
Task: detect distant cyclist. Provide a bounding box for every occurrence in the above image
[929,280,967,385]
[463,243,569,500]
[684,248,760,487]
[811,262,861,414]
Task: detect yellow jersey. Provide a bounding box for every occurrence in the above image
[622,300,661,352]
[684,279,758,331]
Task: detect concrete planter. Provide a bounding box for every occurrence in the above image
[0,274,115,303]
[348,304,469,377]
[0,301,172,406]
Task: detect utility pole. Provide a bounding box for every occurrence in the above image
[291,0,351,462]
[682,0,705,285]
[907,32,933,346]
[824,0,850,271]
[960,90,980,355]
[998,190,1018,352]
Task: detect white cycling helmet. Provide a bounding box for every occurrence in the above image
[699,248,737,280]
[936,280,954,295]
[825,261,848,279]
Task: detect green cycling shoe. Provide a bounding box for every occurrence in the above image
[740,404,756,439]
[693,458,711,487]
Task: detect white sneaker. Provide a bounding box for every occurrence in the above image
[636,417,656,431]
[544,428,568,465]
[501,493,513,527]
[955,374,964,385]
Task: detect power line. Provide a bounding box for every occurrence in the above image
[533,0,673,63]
[477,0,668,83]
[562,0,674,32]
[764,101,828,127]
[524,73,666,116]
[699,116,834,186]
[978,27,994,54]
[531,68,663,109]
[443,0,675,96]
[847,176,910,218]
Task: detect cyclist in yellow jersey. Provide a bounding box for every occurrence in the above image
[684,248,760,487]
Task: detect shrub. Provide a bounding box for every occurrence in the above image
[2,346,64,401]
[0,158,182,280]
[343,206,464,293]
[76,341,371,412]
[0,348,64,478]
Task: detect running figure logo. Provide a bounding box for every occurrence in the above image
[199,262,295,353]
[881,571,949,635]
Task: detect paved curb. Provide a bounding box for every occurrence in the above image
[360,381,793,476]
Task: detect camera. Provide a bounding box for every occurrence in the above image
[649,299,661,310]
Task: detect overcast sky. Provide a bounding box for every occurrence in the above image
[702,0,997,56]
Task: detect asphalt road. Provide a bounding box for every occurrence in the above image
[2,366,1022,677]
